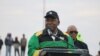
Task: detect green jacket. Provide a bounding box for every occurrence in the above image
[28,29,75,56]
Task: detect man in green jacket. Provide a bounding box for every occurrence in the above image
[28,10,75,56]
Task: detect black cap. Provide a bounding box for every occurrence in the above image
[44,11,59,20]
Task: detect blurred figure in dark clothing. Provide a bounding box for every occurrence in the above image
[20,34,27,56]
[13,36,20,56]
[66,25,89,50]
[5,33,13,56]
[0,36,3,55]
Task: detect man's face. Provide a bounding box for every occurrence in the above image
[45,18,59,31]
[68,29,78,40]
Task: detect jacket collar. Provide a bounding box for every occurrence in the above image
[42,28,65,37]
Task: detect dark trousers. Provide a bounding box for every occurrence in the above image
[21,47,26,56]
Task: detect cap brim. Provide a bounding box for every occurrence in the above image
[44,15,56,19]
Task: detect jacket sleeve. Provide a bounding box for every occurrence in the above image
[28,34,40,56]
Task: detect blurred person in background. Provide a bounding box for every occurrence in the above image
[0,36,3,55]
[20,34,27,56]
[66,25,89,50]
[5,33,13,56]
[13,36,20,56]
